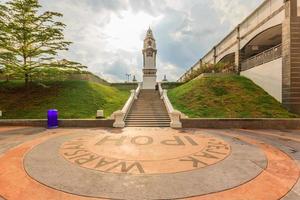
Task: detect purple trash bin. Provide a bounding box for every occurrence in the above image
[48,109,58,129]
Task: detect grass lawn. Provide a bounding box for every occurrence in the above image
[168,75,297,118]
[0,80,130,119]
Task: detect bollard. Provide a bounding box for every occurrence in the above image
[48,109,58,129]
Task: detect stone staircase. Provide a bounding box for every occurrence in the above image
[125,90,171,127]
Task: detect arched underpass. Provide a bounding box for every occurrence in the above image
[217,53,235,66]
[240,25,283,102]
[241,25,282,71]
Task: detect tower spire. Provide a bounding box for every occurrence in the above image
[146,26,154,38]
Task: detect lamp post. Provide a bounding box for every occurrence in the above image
[125,74,131,83]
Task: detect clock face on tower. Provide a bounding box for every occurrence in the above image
[147,50,153,57]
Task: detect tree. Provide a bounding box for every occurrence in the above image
[0,0,85,87]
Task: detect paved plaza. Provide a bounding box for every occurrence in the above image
[0,126,299,199]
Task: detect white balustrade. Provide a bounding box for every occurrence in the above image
[111,83,142,128]
[158,83,187,128]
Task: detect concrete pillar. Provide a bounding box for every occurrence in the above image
[235,26,241,74]
[282,0,300,114]
[213,47,217,65]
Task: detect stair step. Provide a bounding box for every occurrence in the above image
[126,121,170,122]
[128,113,169,115]
[127,113,169,117]
[126,124,170,126]
[128,115,168,116]
[132,108,164,110]
[126,123,170,126]
[131,105,165,106]
[133,105,163,107]
[128,115,169,116]
[126,123,170,125]
[126,125,170,126]
[126,117,170,119]
[132,108,164,109]
[130,111,167,112]
[130,109,166,111]
[126,121,170,124]
[126,121,169,122]
[126,120,171,122]
[129,112,168,114]
[127,115,170,118]
[128,114,168,115]
[124,90,171,127]
[127,117,169,119]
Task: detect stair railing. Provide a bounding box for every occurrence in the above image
[111,83,142,128]
[158,83,184,128]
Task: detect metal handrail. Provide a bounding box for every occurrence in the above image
[241,44,282,71]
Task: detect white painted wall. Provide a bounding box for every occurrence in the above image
[241,58,282,102]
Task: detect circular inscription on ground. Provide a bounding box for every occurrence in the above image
[60,130,231,174]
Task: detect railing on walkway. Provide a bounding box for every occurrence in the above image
[111,83,142,128]
[241,44,282,71]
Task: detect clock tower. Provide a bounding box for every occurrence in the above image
[142,27,157,89]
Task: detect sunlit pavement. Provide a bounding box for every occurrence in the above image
[0,126,299,200]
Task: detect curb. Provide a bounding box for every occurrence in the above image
[0,119,114,128]
[181,118,300,129]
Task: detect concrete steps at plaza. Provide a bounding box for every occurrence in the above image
[125,90,170,127]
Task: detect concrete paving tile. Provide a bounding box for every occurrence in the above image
[282,190,300,200]
[0,127,299,200]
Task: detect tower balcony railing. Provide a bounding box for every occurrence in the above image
[241,44,282,71]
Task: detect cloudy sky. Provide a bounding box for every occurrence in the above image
[37,0,261,82]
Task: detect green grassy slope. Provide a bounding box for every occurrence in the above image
[168,75,297,118]
[0,80,130,119]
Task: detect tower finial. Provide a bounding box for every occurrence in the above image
[146,26,153,38]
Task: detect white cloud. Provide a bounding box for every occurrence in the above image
[103,11,163,52]
[211,0,262,27]
[8,0,263,82]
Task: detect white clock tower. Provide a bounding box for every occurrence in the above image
[142,28,157,89]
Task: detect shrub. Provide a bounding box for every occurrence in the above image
[183,62,235,82]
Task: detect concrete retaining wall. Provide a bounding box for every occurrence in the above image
[1,119,300,129]
[0,119,114,128]
[181,118,300,129]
